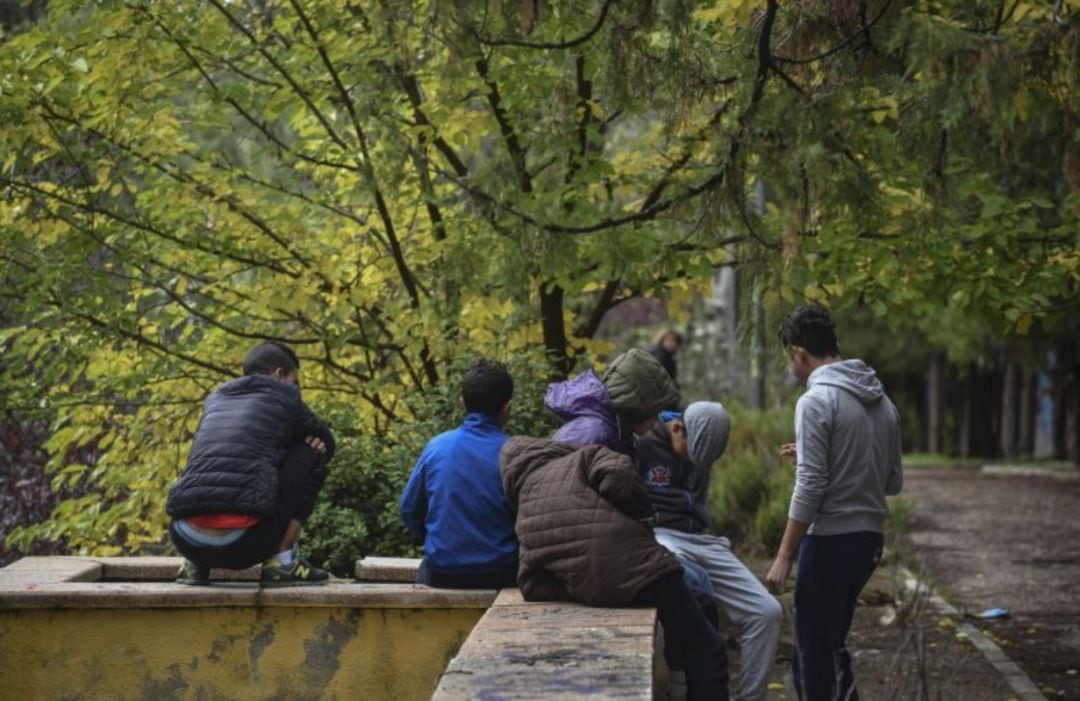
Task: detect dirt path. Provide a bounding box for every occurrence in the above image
[903,468,1080,700]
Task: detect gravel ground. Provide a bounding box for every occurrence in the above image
[900,468,1080,701]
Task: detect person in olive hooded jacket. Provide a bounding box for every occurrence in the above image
[501,437,729,701]
[545,348,681,455]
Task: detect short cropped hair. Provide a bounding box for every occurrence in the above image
[243,341,300,376]
[461,358,513,416]
[779,305,840,358]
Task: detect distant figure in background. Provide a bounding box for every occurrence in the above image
[648,329,684,385]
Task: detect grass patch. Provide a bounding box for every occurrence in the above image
[902,453,978,469]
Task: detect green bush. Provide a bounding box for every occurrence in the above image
[707,402,796,556]
[303,358,558,577]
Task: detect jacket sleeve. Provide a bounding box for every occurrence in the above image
[400,448,429,539]
[294,399,336,462]
[789,394,831,525]
[585,449,654,521]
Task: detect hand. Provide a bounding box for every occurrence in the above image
[765,555,793,595]
[305,435,327,454]
[779,442,797,464]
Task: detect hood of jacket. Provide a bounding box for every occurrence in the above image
[601,349,681,426]
[807,359,884,405]
[544,370,616,424]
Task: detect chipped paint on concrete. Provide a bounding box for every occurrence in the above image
[1,606,481,700]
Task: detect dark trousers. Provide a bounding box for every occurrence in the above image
[792,531,883,701]
[170,441,327,570]
[417,559,519,589]
[635,571,730,701]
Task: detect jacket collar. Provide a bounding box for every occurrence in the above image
[463,412,504,432]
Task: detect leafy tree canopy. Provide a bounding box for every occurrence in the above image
[1,0,1076,553]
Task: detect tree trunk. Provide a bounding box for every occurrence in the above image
[1018,367,1036,456]
[958,373,972,458]
[540,282,572,379]
[1000,358,1019,458]
[749,279,765,410]
[970,364,998,459]
[927,351,944,454]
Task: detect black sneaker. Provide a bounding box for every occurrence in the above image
[175,559,211,585]
[260,553,329,587]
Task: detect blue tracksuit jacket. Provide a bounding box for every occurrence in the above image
[400,413,518,573]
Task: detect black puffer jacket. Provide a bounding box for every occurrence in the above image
[166,375,335,519]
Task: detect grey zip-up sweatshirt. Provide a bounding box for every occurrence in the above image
[790,359,903,535]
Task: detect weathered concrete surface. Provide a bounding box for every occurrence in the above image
[0,556,101,584]
[95,555,261,581]
[0,580,497,609]
[356,556,422,582]
[433,600,658,700]
[0,557,490,700]
[1,605,481,700]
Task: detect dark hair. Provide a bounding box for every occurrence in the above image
[243,341,300,376]
[653,328,684,346]
[461,358,513,416]
[779,304,839,358]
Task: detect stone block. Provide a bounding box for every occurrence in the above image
[355,556,422,582]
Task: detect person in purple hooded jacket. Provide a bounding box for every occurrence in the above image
[546,348,680,454]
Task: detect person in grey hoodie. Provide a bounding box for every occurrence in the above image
[637,402,782,701]
[765,304,903,701]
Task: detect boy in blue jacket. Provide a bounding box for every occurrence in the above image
[400,359,518,588]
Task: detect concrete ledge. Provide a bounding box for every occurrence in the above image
[433,597,657,700]
[356,556,422,582]
[0,556,102,584]
[96,555,260,581]
[0,580,497,610]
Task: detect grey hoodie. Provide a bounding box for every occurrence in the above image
[790,359,903,535]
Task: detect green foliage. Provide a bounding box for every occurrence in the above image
[1,0,1076,556]
[708,402,795,554]
[302,358,558,576]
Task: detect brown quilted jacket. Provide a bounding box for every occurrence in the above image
[500,436,682,607]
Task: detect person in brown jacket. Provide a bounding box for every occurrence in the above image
[501,436,729,701]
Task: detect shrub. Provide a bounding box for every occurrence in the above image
[303,358,558,577]
[707,401,796,556]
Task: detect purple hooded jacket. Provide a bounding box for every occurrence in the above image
[545,370,623,453]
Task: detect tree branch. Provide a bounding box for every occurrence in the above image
[476,56,533,193]
[774,0,894,65]
[474,0,616,50]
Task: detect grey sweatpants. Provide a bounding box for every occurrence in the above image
[655,528,782,701]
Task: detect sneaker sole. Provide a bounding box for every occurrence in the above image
[175,578,212,586]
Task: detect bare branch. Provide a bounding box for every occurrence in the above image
[774,0,894,65]
[475,0,616,50]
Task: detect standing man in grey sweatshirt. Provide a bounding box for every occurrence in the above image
[765,304,903,701]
